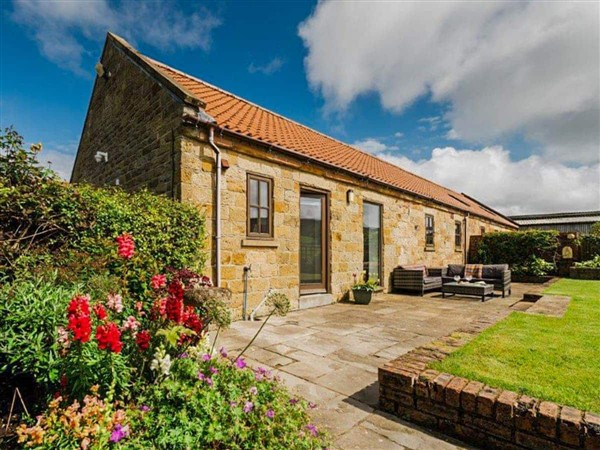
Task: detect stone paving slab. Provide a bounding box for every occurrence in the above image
[524,295,571,317]
[219,283,531,449]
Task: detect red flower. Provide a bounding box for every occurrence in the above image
[68,315,92,342]
[93,304,107,320]
[67,295,90,317]
[183,307,203,334]
[150,274,167,290]
[168,280,184,300]
[135,330,151,351]
[96,322,123,353]
[116,233,135,259]
[67,295,92,342]
[165,296,183,324]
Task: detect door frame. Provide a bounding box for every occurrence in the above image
[299,186,330,295]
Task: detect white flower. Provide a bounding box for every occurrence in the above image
[150,348,172,376]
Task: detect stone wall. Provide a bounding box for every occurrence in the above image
[180,126,509,316]
[71,37,185,198]
[379,316,600,450]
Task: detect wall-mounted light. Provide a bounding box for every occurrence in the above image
[346,189,355,204]
[94,151,108,163]
[94,62,112,80]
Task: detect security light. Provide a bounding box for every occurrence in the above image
[94,62,111,80]
[94,151,108,163]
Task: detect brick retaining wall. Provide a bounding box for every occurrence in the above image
[378,313,600,450]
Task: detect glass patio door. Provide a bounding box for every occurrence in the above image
[300,191,328,293]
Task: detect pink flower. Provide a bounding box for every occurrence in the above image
[235,358,247,369]
[202,353,212,361]
[209,366,219,374]
[106,294,123,313]
[109,424,129,443]
[57,326,71,349]
[248,386,258,396]
[150,274,167,290]
[219,346,228,358]
[122,316,140,333]
[243,401,253,413]
[116,233,135,259]
[306,424,318,437]
[266,409,275,419]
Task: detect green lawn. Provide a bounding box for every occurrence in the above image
[432,279,600,412]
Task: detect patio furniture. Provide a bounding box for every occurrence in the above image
[392,265,443,296]
[442,282,494,302]
[442,264,512,297]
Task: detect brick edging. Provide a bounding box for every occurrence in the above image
[378,311,600,450]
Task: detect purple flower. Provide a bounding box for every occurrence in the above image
[266,409,275,419]
[202,353,212,361]
[139,405,150,412]
[198,372,206,381]
[249,386,258,395]
[206,377,213,386]
[306,423,318,437]
[229,401,237,408]
[219,346,228,358]
[289,398,299,405]
[308,401,317,409]
[109,424,129,443]
[178,352,188,359]
[243,401,254,413]
[235,358,247,369]
[209,366,219,374]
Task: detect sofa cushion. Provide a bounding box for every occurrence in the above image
[423,276,440,285]
[400,264,428,276]
[447,264,464,277]
[482,264,508,279]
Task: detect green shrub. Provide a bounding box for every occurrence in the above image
[580,234,600,260]
[476,230,559,272]
[590,222,600,236]
[574,255,600,269]
[511,255,555,277]
[0,127,207,281]
[0,275,83,389]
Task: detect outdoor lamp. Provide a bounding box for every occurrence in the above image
[347,189,355,204]
[94,151,108,163]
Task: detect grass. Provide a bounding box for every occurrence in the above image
[431,278,600,412]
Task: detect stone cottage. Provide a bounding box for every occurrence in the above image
[72,33,517,316]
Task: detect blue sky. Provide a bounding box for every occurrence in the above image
[1,1,598,214]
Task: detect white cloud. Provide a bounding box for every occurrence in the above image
[37,141,77,180]
[248,57,284,75]
[377,146,600,215]
[394,132,404,139]
[299,2,600,164]
[353,138,398,154]
[11,0,221,76]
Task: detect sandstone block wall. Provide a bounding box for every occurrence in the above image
[180,127,509,316]
[71,38,184,198]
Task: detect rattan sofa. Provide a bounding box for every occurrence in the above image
[441,264,512,297]
[392,265,443,296]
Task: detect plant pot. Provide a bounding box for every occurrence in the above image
[352,289,373,304]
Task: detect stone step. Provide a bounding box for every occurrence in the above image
[298,293,334,310]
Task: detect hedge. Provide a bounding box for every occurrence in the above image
[475,230,560,268]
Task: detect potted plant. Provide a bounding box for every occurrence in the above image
[351,278,379,304]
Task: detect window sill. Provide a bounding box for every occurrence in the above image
[241,239,279,248]
[425,246,436,252]
[455,247,463,252]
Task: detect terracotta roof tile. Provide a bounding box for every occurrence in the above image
[143,56,514,228]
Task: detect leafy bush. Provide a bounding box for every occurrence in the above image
[590,222,600,237]
[574,255,600,269]
[0,127,206,281]
[351,278,379,292]
[0,275,83,389]
[580,234,600,260]
[476,230,559,273]
[511,255,555,277]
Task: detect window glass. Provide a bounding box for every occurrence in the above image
[247,175,272,237]
[363,202,382,283]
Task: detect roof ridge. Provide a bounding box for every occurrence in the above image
[145,56,474,202]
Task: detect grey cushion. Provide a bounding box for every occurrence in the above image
[482,264,508,279]
[423,276,441,285]
[447,264,464,277]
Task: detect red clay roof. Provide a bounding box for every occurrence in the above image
[130,44,515,228]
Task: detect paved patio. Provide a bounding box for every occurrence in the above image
[219,284,531,449]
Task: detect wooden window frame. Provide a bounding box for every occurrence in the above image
[246,173,274,239]
[425,214,435,250]
[455,220,463,251]
[363,201,383,286]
